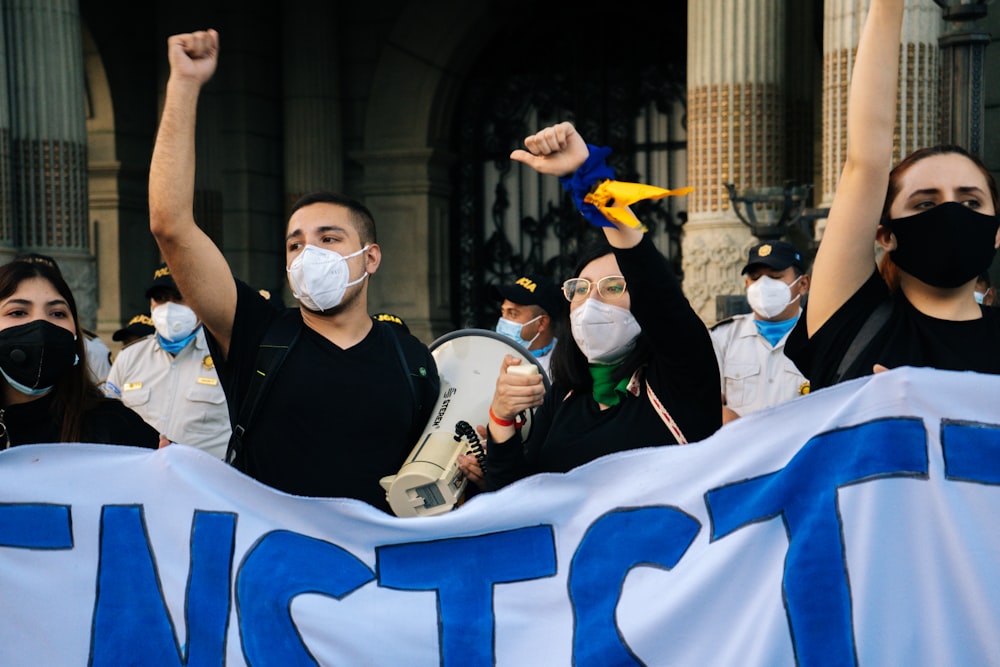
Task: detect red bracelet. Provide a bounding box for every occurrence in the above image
[489,406,515,427]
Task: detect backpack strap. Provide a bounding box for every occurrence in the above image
[225,311,301,467]
[381,320,432,439]
[832,299,893,385]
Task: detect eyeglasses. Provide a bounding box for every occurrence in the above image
[562,276,627,302]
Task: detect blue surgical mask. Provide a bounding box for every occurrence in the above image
[754,316,798,347]
[496,315,541,349]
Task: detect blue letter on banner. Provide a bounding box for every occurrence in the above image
[237,530,375,666]
[706,418,927,667]
[941,419,1000,484]
[0,503,71,549]
[92,506,236,667]
[569,506,700,667]
[377,525,557,667]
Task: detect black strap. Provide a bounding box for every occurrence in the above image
[833,300,893,384]
[225,312,301,467]
[382,320,423,438]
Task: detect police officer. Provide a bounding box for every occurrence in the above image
[104,263,231,458]
[493,273,565,378]
[112,313,155,347]
[710,240,811,422]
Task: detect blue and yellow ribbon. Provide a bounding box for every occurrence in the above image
[558,144,693,231]
[584,180,694,231]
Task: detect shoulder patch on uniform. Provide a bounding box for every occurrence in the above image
[121,333,153,349]
[709,316,737,331]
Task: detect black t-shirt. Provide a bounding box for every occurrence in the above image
[785,269,1000,391]
[486,235,723,489]
[2,391,160,449]
[207,280,439,512]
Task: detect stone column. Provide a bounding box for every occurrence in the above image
[279,0,344,302]
[0,2,11,253]
[282,0,343,205]
[683,0,787,324]
[3,0,96,325]
[818,0,941,219]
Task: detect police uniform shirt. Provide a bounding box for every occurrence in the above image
[104,328,231,458]
[710,312,809,417]
[84,332,112,386]
[536,336,556,379]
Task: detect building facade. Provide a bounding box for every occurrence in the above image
[0,0,996,346]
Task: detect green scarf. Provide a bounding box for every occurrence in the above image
[589,363,630,406]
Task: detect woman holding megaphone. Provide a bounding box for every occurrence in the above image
[459,122,722,491]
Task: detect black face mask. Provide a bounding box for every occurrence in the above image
[883,201,1000,288]
[0,320,78,395]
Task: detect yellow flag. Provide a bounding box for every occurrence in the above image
[584,180,695,231]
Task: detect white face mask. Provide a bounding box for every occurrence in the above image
[975,291,987,305]
[746,275,802,320]
[151,302,199,342]
[287,244,369,312]
[570,299,642,364]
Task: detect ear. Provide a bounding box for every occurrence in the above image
[797,273,810,294]
[875,224,896,252]
[364,243,382,275]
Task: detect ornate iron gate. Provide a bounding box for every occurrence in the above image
[451,6,689,329]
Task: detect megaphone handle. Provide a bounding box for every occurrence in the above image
[455,420,487,473]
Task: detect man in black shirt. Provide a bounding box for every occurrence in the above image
[148,29,439,513]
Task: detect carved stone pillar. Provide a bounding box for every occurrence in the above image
[279,0,344,302]
[2,0,96,325]
[282,0,343,205]
[818,0,940,219]
[683,0,787,324]
[0,3,10,253]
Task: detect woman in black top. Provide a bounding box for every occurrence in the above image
[784,0,1000,390]
[0,259,160,449]
[465,121,722,490]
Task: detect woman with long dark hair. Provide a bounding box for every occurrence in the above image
[0,259,159,449]
[463,121,722,490]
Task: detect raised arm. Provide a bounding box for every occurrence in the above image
[806,0,904,334]
[148,29,238,357]
[510,122,644,250]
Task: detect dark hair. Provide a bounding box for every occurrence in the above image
[548,240,651,393]
[879,145,1000,291]
[289,191,378,246]
[0,260,103,442]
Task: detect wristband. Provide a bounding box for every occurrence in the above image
[489,406,515,427]
[558,144,616,229]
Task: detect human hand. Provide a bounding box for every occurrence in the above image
[873,364,889,374]
[490,355,546,422]
[167,29,219,85]
[457,448,486,491]
[722,405,741,424]
[158,434,172,449]
[509,122,589,177]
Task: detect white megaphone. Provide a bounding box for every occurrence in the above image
[379,328,550,517]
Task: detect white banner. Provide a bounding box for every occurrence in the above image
[1,366,998,666]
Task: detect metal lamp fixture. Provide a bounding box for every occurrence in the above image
[933,0,991,156]
[723,181,815,242]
